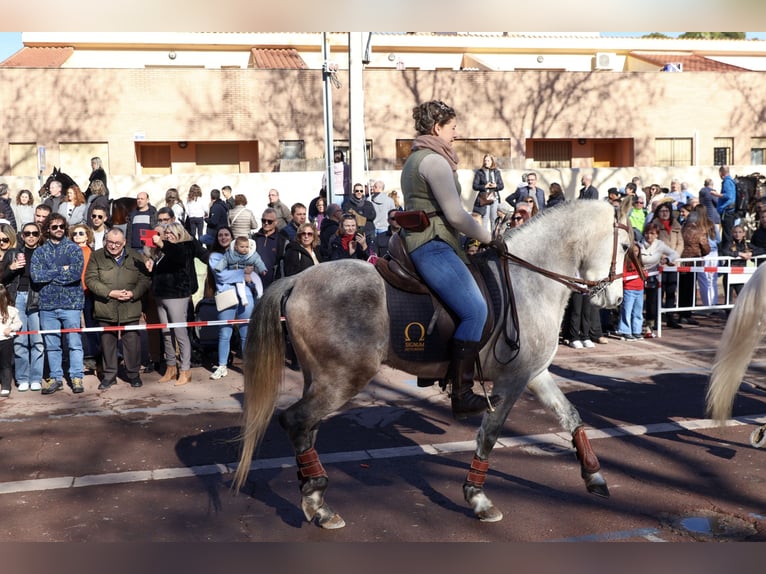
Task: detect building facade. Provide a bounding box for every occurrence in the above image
[2,32,766,206]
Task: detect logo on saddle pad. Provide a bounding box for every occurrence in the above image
[404,322,427,352]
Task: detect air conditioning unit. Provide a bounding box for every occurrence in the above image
[594,52,616,70]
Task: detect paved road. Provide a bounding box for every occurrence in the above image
[1,312,765,542]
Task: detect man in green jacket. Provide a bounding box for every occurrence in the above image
[85,228,152,390]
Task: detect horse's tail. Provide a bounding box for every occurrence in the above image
[232,276,299,491]
[707,266,766,422]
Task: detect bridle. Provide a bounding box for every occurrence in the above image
[482,212,637,368]
[492,214,637,298]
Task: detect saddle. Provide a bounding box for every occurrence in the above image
[375,233,509,375]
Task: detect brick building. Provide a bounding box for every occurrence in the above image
[2,32,766,206]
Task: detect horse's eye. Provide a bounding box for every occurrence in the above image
[621,242,631,253]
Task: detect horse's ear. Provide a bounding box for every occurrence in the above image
[618,196,632,223]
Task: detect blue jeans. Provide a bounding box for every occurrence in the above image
[617,288,644,336]
[217,287,254,366]
[410,239,487,342]
[40,308,84,381]
[13,291,44,385]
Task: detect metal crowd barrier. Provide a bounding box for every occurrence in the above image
[655,255,762,337]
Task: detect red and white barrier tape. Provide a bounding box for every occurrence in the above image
[13,318,250,337]
[664,265,756,274]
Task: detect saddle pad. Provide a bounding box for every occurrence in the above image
[385,283,451,363]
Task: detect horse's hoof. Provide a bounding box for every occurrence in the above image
[587,483,610,498]
[750,425,766,448]
[476,507,503,522]
[318,513,346,529]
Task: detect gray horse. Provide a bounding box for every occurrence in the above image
[234,199,631,527]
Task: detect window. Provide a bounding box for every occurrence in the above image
[531,141,572,169]
[655,138,693,167]
[332,139,373,163]
[395,138,511,169]
[279,140,305,160]
[751,138,766,165]
[59,142,109,176]
[713,137,733,165]
[395,139,413,168]
[138,144,171,175]
[453,139,511,169]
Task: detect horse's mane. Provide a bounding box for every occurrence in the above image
[506,200,617,251]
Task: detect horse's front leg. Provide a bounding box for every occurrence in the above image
[527,370,609,498]
[462,388,522,522]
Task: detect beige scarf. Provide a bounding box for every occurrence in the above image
[412,135,459,171]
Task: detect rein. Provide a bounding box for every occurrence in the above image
[493,215,633,298]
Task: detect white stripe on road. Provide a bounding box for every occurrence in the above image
[1,414,763,496]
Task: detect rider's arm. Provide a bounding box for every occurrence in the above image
[420,154,492,244]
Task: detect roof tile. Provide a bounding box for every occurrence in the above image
[1,46,74,68]
[629,51,748,72]
[249,48,307,70]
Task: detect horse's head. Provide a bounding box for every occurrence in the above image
[578,200,632,309]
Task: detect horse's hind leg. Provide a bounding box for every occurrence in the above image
[527,370,609,498]
[278,363,381,529]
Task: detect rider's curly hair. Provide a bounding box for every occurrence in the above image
[412,100,456,136]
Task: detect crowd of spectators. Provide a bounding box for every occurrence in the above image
[1,161,763,396]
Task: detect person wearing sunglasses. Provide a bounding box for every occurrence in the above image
[251,207,288,291]
[85,179,110,232]
[207,227,264,380]
[1,223,44,392]
[508,205,530,229]
[69,224,100,373]
[30,214,86,395]
[0,224,16,270]
[283,222,322,277]
[89,206,110,250]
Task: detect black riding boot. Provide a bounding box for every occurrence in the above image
[449,339,500,419]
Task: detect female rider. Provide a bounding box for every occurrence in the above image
[400,100,501,418]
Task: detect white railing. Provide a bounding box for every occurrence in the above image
[655,255,763,337]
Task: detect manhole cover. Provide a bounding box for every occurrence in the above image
[664,510,757,541]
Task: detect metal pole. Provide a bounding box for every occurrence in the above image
[322,33,335,202]
[348,32,368,196]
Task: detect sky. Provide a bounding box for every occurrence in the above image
[1,31,765,62]
[0,32,21,61]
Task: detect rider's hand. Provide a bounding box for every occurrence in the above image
[489,237,507,257]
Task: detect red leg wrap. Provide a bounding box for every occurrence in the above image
[572,426,601,474]
[296,448,328,480]
[465,455,490,487]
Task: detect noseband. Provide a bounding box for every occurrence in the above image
[493,215,633,297]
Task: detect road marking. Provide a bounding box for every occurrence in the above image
[0,414,763,496]
[550,527,663,542]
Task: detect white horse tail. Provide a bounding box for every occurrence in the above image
[233,276,299,491]
[707,265,766,422]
